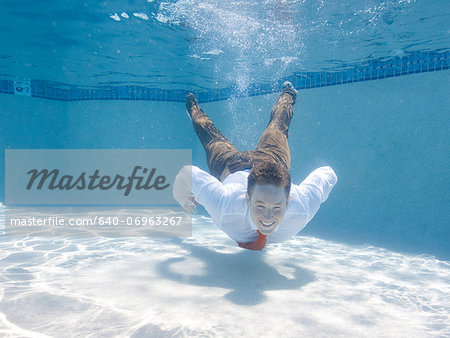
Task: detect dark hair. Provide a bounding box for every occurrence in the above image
[247,162,291,198]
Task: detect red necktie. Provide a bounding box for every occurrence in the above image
[236,230,268,251]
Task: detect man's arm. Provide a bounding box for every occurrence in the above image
[172,165,229,219]
[295,166,338,222]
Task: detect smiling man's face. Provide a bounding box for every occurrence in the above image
[246,184,290,235]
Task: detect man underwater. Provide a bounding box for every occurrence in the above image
[173,82,337,250]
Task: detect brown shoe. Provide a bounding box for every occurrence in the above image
[185,92,199,120]
[281,81,298,104]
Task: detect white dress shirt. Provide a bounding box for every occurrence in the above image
[173,165,337,244]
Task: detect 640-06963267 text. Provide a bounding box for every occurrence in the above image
[4,206,192,237]
[8,215,184,227]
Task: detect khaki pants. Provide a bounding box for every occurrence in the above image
[188,92,295,182]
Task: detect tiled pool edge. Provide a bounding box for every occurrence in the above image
[0,49,448,103]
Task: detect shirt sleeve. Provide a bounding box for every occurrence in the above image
[295,166,338,222]
[173,165,229,221]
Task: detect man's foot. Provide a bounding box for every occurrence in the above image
[281,81,297,104]
[185,92,199,120]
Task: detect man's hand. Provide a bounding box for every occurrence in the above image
[173,165,198,213]
[182,194,199,214]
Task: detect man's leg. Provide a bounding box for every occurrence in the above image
[254,81,298,170]
[186,93,242,180]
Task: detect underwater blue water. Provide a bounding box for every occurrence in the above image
[0,0,449,88]
[0,1,449,336]
[1,0,449,258]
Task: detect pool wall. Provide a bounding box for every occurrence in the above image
[0,70,449,259]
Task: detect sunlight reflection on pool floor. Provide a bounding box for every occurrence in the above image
[0,210,449,337]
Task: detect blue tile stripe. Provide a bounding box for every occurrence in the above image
[0,79,14,94]
[0,49,448,102]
